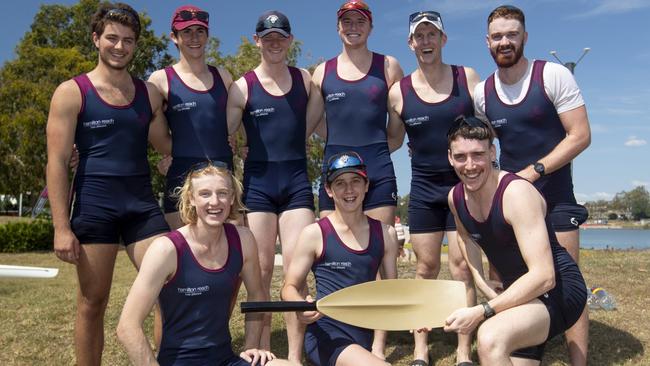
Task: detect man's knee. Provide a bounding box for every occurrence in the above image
[477,324,507,361]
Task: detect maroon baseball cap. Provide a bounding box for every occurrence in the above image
[337,0,373,24]
[171,5,209,31]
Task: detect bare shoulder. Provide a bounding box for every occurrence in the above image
[227,77,248,106]
[384,54,404,85]
[50,79,82,114]
[388,80,403,103]
[215,66,234,87]
[463,66,481,83]
[447,186,458,214]
[502,177,546,214]
[148,68,167,86]
[146,235,177,260]
[298,67,312,92]
[311,62,326,86]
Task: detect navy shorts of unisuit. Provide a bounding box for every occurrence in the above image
[71,175,169,245]
[243,159,314,214]
[304,318,373,366]
[511,262,587,361]
[319,143,397,212]
[408,169,458,233]
[533,172,589,232]
[163,156,234,213]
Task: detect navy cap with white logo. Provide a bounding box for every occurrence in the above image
[256,10,291,37]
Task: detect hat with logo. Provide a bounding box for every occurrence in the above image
[171,5,209,31]
[326,151,368,183]
[256,10,292,37]
[409,11,444,37]
[337,0,373,23]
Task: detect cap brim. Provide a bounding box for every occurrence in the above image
[338,9,372,21]
[173,19,209,31]
[327,167,368,183]
[256,28,290,38]
[409,18,444,36]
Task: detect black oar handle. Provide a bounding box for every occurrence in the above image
[240,301,317,313]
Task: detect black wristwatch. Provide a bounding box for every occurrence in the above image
[481,302,496,319]
[533,162,546,177]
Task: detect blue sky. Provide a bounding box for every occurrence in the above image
[2,0,649,202]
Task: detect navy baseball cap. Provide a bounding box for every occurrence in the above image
[256,10,291,37]
[326,152,368,183]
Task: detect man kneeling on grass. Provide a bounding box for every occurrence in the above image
[442,116,587,365]
[281,152,399,366]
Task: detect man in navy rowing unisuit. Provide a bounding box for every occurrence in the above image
[149,4,234,230]
[473,5,592,365]
[444,116,587,365]
[226,10,316,363]
[46,3,170,364]
[387,11,479,365]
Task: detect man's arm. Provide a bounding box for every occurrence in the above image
[117,238,177,366]
[226,78,248,136]
[217,66,234,91]
[280,223,322,324]
[306,63,326,138]
[447,189,498,300]
[464,66,481,100]
[145,82,172,156]
[486,180,556,312]
[518,105,591,182]
[384,55,404,88]
[386,82,406,153]
[238,227,267,350]
[46,80,81,264]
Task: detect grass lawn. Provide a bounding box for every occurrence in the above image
[0,249,648,365]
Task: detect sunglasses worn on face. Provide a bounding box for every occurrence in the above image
[178,10,209,22]
[447,115,490,138]
[409,11,441,24]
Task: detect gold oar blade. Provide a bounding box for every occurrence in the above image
[317,279,466,331]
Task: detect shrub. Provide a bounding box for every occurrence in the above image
[0,219,53,253]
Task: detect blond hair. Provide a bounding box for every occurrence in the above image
[175,163,244,225]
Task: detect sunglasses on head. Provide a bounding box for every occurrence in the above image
[188,160,230,175]
[327,152,365,172]
[177,9,209,22]
[409,11,442,24]
[447,115,490,138]
[106,8,140,27]
[339,0,370,12]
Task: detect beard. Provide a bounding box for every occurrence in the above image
[490,42,524,68]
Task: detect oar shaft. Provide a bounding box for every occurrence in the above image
[240,301,317,313]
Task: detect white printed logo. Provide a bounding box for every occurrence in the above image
[570,217,579,227]
[171,101,197,112]
[177,285,210,297]
[490,118,507,128]
[322,261,352,270]
[325,92,346,102]
[250,107,275,117]
[267,15,279,24]
[82,118,114,129]
[404,115,429,127]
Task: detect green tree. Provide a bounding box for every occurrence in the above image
[0,0,171,202]
[625,186,650,220]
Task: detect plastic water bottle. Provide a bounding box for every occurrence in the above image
[590,287,616,311]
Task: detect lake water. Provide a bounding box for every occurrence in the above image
[410,227,650,250]
[579,228,650,250]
